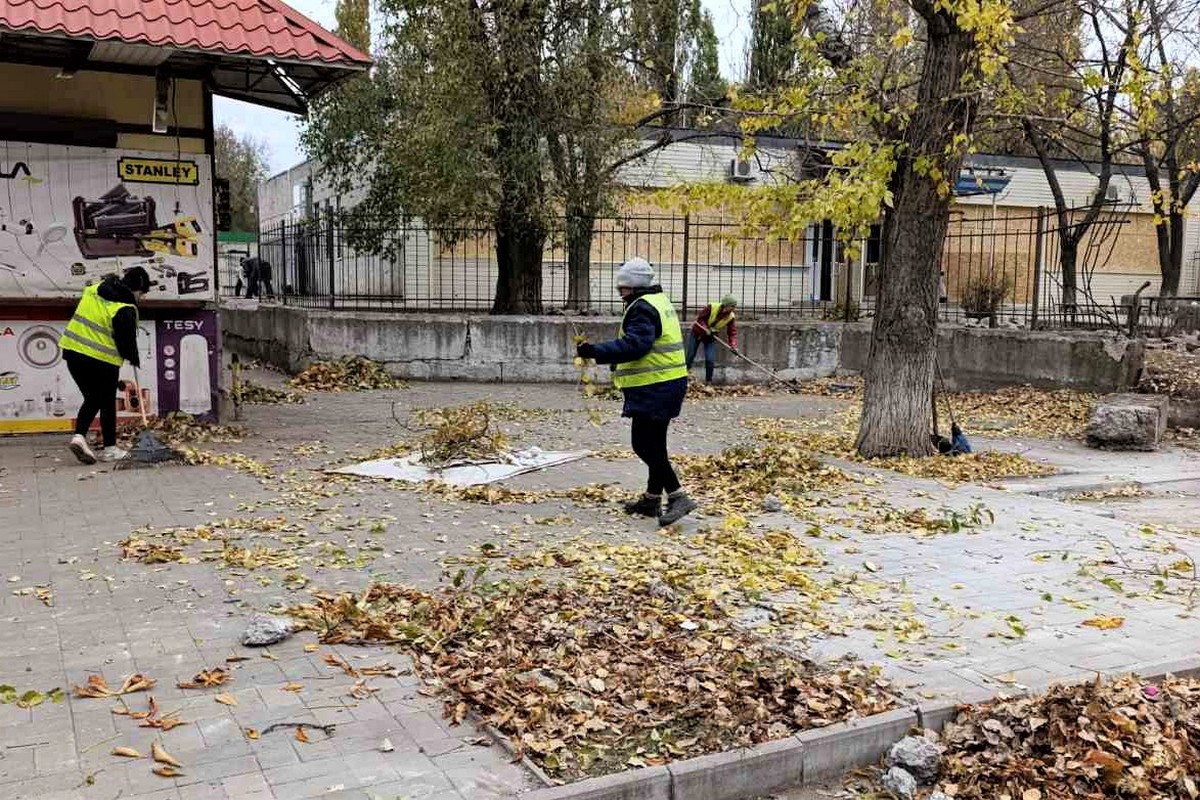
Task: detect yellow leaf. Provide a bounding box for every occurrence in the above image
[111,747,142,758]
[304,644,319,653]
[213,693,238,706]
[153,766,184,778]
[295,726,310,743]
[1081,616,1125,630]
[245,728,260,740]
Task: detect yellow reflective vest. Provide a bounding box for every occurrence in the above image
[706,303,733,331]
[613,292,688,389]
[59,284,134,366]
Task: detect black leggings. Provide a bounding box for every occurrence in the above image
[65,352,120,447]
[630,416,680,496]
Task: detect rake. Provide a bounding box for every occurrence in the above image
[113,367,189,470]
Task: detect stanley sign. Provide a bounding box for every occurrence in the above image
[117,157,200,186]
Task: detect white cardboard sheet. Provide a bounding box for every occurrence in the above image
[332,448,590,487]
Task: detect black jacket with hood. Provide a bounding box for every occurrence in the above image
[94,276,141,367]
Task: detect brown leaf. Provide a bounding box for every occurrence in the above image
[177,668,229,689]
[151,741,183,768]
[245,728,260,740]
[213,693,238,707]
[73,674,113,699]
[117,674,156,694]
[111,747,142,758]
[152,766,184,778]
[323,654,358,678]
[281,682,304,693]
[295,726,310,743]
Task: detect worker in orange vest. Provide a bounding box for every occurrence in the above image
[686,295,738,384]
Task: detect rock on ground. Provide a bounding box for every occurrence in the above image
[886,735,943,783]
[1086,393,1168,451]
[881,766,918,800]
[241,614,293,646]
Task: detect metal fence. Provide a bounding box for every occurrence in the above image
[246,209,1198,330]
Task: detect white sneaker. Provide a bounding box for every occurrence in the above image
[68,434,96,465]
[98,446,128,463]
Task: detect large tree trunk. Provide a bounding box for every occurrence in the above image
[493,202,545,313]
[855,23,976,458]
[1059,239,1078,313]
[489,0,547,314]
[1162,210,1184,296]
[566,214,595,310]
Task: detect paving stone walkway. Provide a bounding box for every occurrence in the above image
[2,375,1199,800]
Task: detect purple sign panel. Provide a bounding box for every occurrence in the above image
[155,310,219,422]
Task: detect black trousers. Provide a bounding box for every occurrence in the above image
[630,416,680,496]
[65,351,119,447]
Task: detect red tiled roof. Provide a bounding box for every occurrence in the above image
[0,0,371,67]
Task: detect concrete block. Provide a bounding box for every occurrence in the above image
[520,765,671,800]
[1168,396,1200,429]
[1086,393,1169,451]
[797,708,918,783]
[667,736,805,800]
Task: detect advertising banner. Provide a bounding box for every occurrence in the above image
[0,141,215,301]
[0,310,217,435]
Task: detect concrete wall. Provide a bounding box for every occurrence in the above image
[839,324,1143,392]
[222,307,1144,392]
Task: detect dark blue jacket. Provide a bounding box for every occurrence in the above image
[590,287,688,420]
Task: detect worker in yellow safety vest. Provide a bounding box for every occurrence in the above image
[576,257,697,526]
[686,295,738,384]
[59,267,151,464]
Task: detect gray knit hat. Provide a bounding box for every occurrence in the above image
[615,257,655,289]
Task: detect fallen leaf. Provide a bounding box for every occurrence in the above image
[261,651,278,661]
[151,741,182,768]
[214,693,238,707]
[16,690,46,709]
[245,728,260,740]
[112,747,142,758]
[295,726,310,743]
[281,682,304,693]
[1081,616,1125,630]
[153,766,184,778]
[304,644,319,653]
[1023,790,1042,800]
[177,668,229,689]
[323,654,358,678]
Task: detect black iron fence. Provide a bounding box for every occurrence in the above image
[245,209,1196,330]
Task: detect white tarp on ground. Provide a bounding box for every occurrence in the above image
[331,447,590,487]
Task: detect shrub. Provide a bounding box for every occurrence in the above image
[961,273,1012,316]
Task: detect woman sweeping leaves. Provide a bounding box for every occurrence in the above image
[577,258,697,526]
[59,267,150,464]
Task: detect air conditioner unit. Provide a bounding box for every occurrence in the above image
[729,157,758,183]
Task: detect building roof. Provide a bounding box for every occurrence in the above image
[0,0,370,113]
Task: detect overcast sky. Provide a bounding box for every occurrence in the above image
[215,0,751,175]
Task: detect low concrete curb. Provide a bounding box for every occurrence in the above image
[521,707,920,800]
[519,654,1200,799]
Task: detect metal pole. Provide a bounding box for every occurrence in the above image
[681,214,690,314]
[327,214,336,311]
[1030,207,1044,328]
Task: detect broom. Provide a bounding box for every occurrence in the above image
[113,367,188,470]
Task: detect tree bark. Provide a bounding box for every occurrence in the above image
[1162,209,1184,296]
[493,202,546,313]
[1059,240,1078,312]
[566,214,595,310]
[855,21,976,458]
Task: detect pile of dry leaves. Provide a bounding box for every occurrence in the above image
[288,357,405,392]
[746,417,1054,484]
[1140,349,1200,399]
[676,443,851,512]
[233,381,304,405]
[289,570,893,781]
[936,674,1200,799]
[409,402,509,467]
[119,413,245,445]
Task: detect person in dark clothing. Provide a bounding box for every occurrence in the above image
[59,267,149,464]
[257,257,274,299]
[576,257,697,526]
[243,257,261,299]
